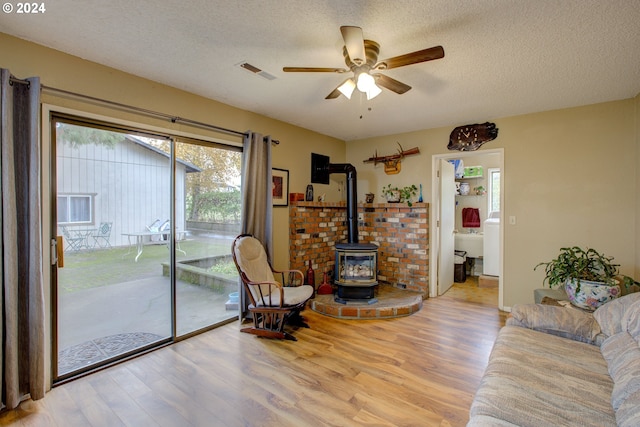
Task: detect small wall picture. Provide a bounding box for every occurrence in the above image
[272,168,289,206]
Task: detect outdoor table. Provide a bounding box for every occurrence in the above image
[122,230,186,262]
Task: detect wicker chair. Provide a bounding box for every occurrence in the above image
[232,234,313,341]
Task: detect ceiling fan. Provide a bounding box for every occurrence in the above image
[283,26,444,100]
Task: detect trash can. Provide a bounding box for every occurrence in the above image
[454,250,467,283]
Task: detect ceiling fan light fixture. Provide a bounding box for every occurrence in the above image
[366,83,382,100]
[356,72,375,92]
[283,26,444,101]
[337,78,356,99]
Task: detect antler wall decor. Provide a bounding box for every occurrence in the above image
[363,143,420,175]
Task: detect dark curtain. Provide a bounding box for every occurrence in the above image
[0,69,45,409]
[239,132,273,318]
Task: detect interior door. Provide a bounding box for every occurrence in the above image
[438,159,456,295]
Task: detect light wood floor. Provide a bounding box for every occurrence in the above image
[1,279,506,427]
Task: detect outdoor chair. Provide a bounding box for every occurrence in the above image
[146,219,161,232]
[232,234,313,341]
[159,219,170,241]
[60,226,84,252]
[92,222,112,248]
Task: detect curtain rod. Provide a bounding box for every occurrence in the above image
[9,76,31,87]
[34,84,279,145]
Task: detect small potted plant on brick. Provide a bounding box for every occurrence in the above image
[535,246,621,310]
[382,184,418,206]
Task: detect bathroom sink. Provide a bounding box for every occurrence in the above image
[454,233,483,258]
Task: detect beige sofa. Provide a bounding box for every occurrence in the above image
[468,292,640,426]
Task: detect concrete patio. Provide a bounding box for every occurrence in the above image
[57,231,239,375]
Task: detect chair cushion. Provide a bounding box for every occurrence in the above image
[233,236,277,298]
[255,285,314,307]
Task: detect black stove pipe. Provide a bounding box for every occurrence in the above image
[327,163,358,244]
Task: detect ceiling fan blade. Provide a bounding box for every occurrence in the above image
[325,87,342,99]
[378,46,445,70]
[283,67,348,73]
[374,74,412,94]
[340,26,366,66]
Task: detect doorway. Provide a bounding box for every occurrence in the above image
[430,149,504,308]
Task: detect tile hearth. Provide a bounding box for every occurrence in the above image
[310,285,423,319]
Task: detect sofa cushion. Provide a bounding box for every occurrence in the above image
[622,299,640,342]
[615,389,640,427]
[469,326,615,426]
[594,292,640,337]
[466,414,520,426]
[601,332,640,411]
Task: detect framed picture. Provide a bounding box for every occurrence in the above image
[272,168,289,206]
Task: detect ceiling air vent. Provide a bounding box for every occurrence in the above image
[236,62,276,81]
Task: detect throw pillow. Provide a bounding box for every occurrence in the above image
[508,303,601,344]
[594,293,640,338]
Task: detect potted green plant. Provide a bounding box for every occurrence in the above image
[382,184,400,203]
[534,246,621,310]
[382,184,418,206]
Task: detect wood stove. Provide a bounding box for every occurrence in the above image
[311,153,379,304]
[334,242,378,303]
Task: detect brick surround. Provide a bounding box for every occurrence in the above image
[289,201,429,297]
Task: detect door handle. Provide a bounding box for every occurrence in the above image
[51,238,57,265]
[52,236,64,268]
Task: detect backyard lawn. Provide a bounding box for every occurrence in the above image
[58,236,236,292]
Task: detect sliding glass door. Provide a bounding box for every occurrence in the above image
[52,116,241,380]
[174,140,242,336]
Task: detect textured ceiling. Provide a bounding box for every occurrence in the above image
[1,0,639,141]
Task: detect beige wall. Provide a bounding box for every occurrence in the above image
[347,99,638,307]
[636,92,640,279]
[1,32,346,271]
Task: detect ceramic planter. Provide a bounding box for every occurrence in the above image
[564,278,620,311]
[385,190,400,203]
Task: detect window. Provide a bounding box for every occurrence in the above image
[488,168,500,215]
[58,194,93,224]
